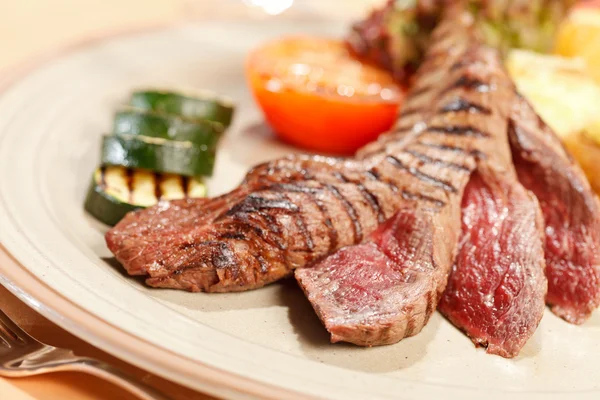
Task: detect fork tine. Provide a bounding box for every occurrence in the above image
[0,308,31,344]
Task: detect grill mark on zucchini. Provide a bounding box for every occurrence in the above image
[153,173,162,200]
[325,184,362,243]
[404,149,471,172]
[386,155,457,193]
[126,168,134,203]
[182,176,190,199]
[99,167,107,189]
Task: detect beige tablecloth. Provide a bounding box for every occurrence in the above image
[0,0,378,398]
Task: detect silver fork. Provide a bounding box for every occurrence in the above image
[0,308,169,400]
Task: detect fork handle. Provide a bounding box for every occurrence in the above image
[65,357,171,400]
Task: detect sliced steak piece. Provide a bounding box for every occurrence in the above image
[296,206,457,346]
[438,169,547,358]
[509,95,600,324]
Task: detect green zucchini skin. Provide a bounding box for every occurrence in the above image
[101,134,215,177]
[84,179,140,226]
[113,108,224,148]
[130,90,235,127]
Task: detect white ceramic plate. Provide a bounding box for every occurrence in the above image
[0,12,599,400]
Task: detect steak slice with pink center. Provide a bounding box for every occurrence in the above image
[295,207,455,346]
[438,169,547,358]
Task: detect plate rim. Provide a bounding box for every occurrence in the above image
[0,23,309,400]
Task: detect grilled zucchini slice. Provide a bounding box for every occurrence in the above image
[129,89,235,127]
[101,134,215,177]
[84,166,207,226]
[113,108,224,148]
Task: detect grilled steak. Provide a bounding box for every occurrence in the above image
[509,96,600,324]
[106,10,486,293]
[296,207,454,346]
[438,168,547,357]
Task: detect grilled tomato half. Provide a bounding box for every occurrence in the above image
[246,37,404,155]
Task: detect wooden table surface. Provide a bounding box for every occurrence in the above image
[0,0,379,398]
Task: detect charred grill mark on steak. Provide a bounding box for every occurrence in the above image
[399,107,425,118]
[285,193,315,255]
[393,125,416,135]
[386,155,458,193]
[427,125,490,138]
[225,193,299,216]
[231,214,286,251]
[211,241,237,270]
[364,168,380,181]
[366,167,401,194]
[440,75,491,97]
[439,98,492,115]
[450,59,469,71]
[403,149,471,172]
[401,191,446,207]
[271,182,339,252]
[424,291,436,320]
[408,84,433,98]
[325,183,363,243]
[416,140,488,160]
[357,183,385,223]
[414,140,466,154]
[334,172,386,224]
[218,232,247,241]
[126,168,134,203]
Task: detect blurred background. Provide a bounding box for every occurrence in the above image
[0,0,383,75]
